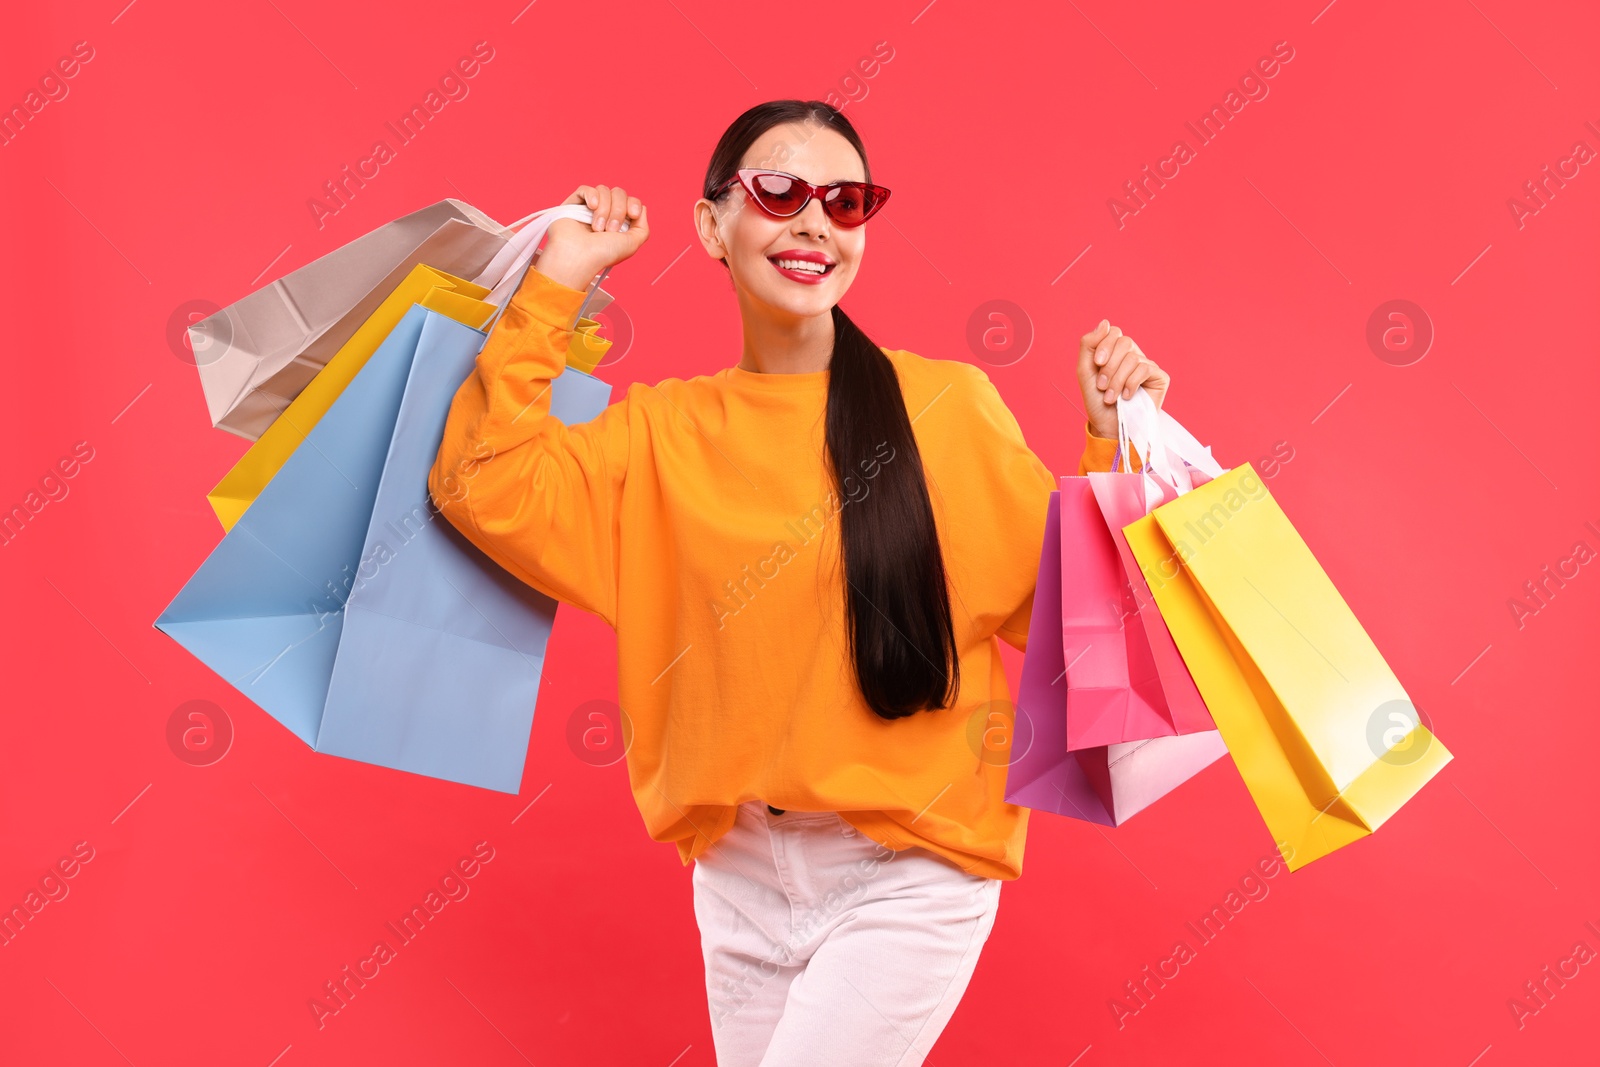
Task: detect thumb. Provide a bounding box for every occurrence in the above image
[629,203,650,245]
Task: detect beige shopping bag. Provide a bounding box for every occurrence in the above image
[190,199,513,440]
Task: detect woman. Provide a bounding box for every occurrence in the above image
[429,99,1169,1066]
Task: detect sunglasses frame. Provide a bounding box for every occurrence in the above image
[710,168,891,228]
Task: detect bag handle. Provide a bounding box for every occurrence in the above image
[1111,388,1223,503]
[472,204,627,342]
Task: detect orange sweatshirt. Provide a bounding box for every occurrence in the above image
[428,267,1133,880]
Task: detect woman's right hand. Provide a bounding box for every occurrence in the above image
[534,184,650,291]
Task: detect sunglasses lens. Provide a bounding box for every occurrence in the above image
[823,184,876,226]
[750,172,806,215]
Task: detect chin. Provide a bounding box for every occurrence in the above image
[747,281,836,319]
[780,288,836,315]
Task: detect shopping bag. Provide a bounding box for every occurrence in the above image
[1122,463,1453,870]
[567,318,609,374]
[192,199,512,440]
[157,203,617,791]
[1004,490,1228,824]
[205,244,615,531]
[1059,476,1208,750]
[1060,389,1221,750]
[206,264,500,531]
[156,303,611,790]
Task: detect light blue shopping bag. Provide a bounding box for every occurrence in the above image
[155,302,611,791]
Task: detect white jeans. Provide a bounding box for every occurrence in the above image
[691,799,1002,1066]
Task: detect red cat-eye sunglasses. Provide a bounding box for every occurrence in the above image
[710,169,891,228]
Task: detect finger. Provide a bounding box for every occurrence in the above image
[1116,361,1154,401]
[626,196,642,222]
[577,186,597,212]
[1079,319,1112,359]
[593,185,610,231]
[1093,325,1123,369]
[1139,360,1169,405]
[1102,338,1140,401]
[1098,336,1136,389]
[1107,347,1145,404]
[1100,334,1139,396]
[606,186,628,232]
[631,203,649,243]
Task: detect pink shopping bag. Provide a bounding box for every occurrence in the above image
[1059,467,1217,750]
[1005,491,1227,825]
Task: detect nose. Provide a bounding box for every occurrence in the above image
[789,194,831,240]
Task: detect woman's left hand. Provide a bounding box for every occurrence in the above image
[1076,319,1171,439]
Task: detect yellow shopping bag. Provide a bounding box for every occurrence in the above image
[206,265,611,530]
[1123,463,1452,871]
[567,317,609,374]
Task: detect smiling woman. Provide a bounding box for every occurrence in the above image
[428,98,1162,1066]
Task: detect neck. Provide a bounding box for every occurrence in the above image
[735,290,835,374]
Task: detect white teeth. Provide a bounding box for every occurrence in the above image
[773,258,828,274]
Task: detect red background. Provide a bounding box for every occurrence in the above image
[3,1,1597,1064]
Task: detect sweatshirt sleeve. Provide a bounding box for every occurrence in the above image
[1080,420,1124,474]
[427,267,634,629]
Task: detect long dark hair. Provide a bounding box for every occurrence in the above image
[704,100,959,720]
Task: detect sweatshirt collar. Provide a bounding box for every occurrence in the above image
[723,364,830,391]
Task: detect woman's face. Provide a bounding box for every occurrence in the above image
[696,123,869,321]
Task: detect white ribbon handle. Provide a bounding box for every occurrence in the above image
[1113,389,1224,504]
[1116,388,1179,509]
[471,204,629,342]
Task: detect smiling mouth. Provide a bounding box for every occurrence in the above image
[767,256,835,278]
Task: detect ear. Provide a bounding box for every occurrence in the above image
[693,198,729,264]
